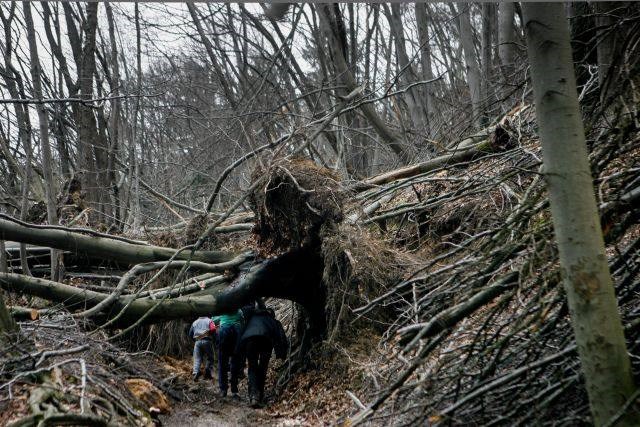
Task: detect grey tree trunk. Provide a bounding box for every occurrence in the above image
[130,3,143,231]
[594,2,624,101]
[523,3,639,425]
[0,217,233,266]
[498,2,516,75]
[105,3,122,228]
[480,2,494,123]
[457,3,483,128]
[74,3,108,224]
[415,3,434,134]
[23,1,62,281]
[0,240,7,273]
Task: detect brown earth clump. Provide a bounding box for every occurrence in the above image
[249,157,346,256]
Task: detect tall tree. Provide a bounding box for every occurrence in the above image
[0,3,37,276]
[457,3,483,128]
[386,4,427,134]
[480,2,494,122]
[316,4,412,164]
[497,2,516,75]
[523,3,639,425]
[105,2,122,227]
[23,1,62,280]
[415,2,435,133]
[60,2,111,224]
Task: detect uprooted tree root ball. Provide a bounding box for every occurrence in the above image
[247,157,412,357]
[249,157,346,256]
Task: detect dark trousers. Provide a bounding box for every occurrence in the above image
[192,339,214,376]
[246,336,273,401]
[216,324,241,393]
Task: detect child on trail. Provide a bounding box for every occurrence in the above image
[212,309,244,397]
[189,316,216,381]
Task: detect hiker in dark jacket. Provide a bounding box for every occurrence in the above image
[238,305,288,407]
[189,317,216,381]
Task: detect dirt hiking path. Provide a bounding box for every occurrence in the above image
[159,373,300,426]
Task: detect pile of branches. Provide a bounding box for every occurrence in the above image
[1,48,639,425]
[346,82,640,424]
[0,309,183,426]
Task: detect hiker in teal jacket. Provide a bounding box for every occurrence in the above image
[212,310,243,397]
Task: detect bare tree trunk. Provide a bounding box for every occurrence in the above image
[523,3,639,425]
[498,2,516,75]
[0,240,7,273]
[316,4,412,164]
[566,2,598,89]
[130,3,143,231]
[457,3,483,128]
[480,2,495,123]
[0,217,234,266]
[23,1,62,281]
[594,2,626,101]
[75,3,106,224]
[0,5,36,276]
[386,4,427,134]
[415,3,435,134]
[105,2,121,229]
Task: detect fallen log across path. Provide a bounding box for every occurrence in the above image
[0,246,323,328]
[0,216,235,266]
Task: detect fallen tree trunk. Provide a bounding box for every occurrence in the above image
[354,138,494,191]
[0,272,230,327]
[0,217,234,266]
[353,120,523,192]
[0,246,324,328]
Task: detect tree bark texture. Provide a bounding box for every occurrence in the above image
[75,3,110,223]
[498,2,516,74]
[415,3,434,134]
[523,3,639,425]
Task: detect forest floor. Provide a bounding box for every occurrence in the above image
[161,385,285,427]
[158,356,303,427]
[157,341,369,426]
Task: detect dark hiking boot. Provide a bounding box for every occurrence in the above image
[231,392,240,400]
[203,372,213,380]
[192,372,200,382]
